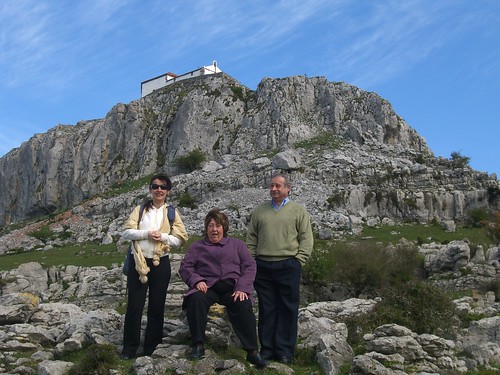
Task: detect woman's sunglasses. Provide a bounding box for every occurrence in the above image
[150,184,170,190]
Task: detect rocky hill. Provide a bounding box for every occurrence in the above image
[0,73,498,233]
[0,72,499,374]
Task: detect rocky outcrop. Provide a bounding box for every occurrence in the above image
[0,74,498,231]
[0,239,499,374]
[0,288,498,374]
[0,149,499,256]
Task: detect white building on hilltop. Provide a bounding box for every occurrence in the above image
[141,60,222,98]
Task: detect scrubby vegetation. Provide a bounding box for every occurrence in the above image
[177,190,198,209]
[56,343,123,375]
[301,222,499,365]
[450,150,471,168]
[345,280,461,355]
[173,148,206,172]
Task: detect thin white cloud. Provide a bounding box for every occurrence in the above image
[0,1,132,92]
[324,0,500,87]
[0,2,54,86]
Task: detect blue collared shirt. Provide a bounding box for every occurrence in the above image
[272,197,289,211]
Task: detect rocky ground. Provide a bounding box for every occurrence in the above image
[1,240,499,374]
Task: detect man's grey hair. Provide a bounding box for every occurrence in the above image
[271,173,291,187]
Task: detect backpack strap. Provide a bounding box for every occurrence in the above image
[167,205,176,228]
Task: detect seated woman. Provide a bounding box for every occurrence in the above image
[179,208,267,368]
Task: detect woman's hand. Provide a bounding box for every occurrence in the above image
[148,230,162,241]
[195,281,208,293]
[232,290,248,302]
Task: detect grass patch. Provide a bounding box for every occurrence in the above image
[208,343,322,374]
[102,175,152,198]
[293,132,343,150]
[0,243,123,271]
[0,239,198,271]
[470,365,500,374]
[355,223,493,248]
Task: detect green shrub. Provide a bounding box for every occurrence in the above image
[174,149,206,172]
[332,242,422,296]
[470,365,500,374]
[28,225,55,243]
[302,241,336,285]
[450,151,470,167]
[67,343,119,375]
[103,174,152,198]
[303,240,424,301]
[229,85,246,102]
[292,346,320,369]
[414,153,427,164]
[469,207,489,227]
[178,191,197,209]
[327,191,345,208]
[485,210,500,243]
[375,281,459,336]
[345,281,460,350]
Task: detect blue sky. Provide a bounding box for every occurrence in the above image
[1,0,499,176]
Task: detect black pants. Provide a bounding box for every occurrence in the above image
[123,255,171,356]
[184,280,258,351]
[254,257,301,360]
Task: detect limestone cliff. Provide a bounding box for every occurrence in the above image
[0,73,498,227]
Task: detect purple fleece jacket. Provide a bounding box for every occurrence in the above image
[179,236,256,303]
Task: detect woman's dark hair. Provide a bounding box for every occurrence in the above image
[144,173,172,211]
[149,173,172,189]
[204,208,229,237]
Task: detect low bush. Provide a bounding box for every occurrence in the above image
[70,344,119,375]
[174,149,206,172]
[450,151,470,167]
[485,210,500,243]
[303,240,423,298]
[331,242,422,296]
[28,225,55,243]
[468,207,489,227]
[345,280,461,352]
[178,191,197,209]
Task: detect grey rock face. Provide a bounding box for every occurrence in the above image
[1,73,497,230]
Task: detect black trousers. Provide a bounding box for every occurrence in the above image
[123,255,171,356]
[184,280,258,351]
[254,257,301,360]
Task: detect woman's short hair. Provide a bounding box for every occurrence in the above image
[150,173,172,190]
[204,208,229,237]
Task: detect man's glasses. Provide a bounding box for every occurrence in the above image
[150,184,170,190]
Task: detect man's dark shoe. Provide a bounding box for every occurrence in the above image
[188,344,205,360]
[120,352,135,360]
[259,350,274,360]
[247,351,268,367]
[276,355,292,364]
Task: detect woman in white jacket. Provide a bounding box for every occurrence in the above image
[121,173,188,359]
